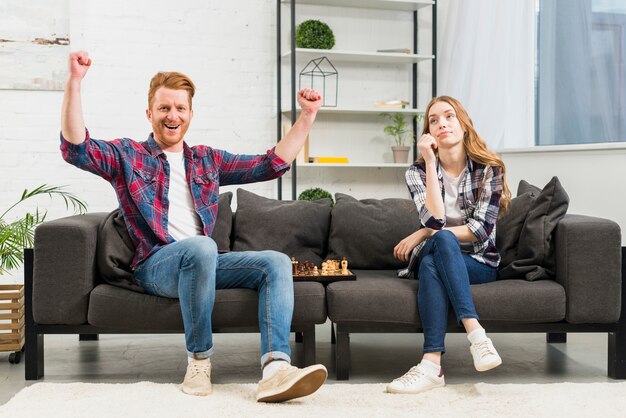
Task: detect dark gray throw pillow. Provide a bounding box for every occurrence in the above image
[495,192,534,270]
[232,188,332,265]
[212,191,233,251]
[327,193,420,269]
[97,209,145,293]
[498,177,569,281]
[97,192,234,291]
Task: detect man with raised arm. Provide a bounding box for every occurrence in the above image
[60,51,326,402]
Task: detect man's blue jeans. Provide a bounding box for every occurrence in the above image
[416,230,497,354]
[134,236,294,367]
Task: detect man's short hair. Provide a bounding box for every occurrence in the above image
[148,72,196,109]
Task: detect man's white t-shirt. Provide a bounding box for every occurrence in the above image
[163,150,203,241]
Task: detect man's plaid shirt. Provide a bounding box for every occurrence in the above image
[400,156,504,276]
[61,130,290,269]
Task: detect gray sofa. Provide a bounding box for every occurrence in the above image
[25,183,626,381]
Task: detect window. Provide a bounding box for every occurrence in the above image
[537,0,626,145]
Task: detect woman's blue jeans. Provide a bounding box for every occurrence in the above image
[416,230,497,354]
[134,236,294,367]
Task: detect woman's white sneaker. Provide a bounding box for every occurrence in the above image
[470,337,502,371]
[386,364,445,394]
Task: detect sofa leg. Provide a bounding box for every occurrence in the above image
[24,248,43,380]
[608,331,626,379]
[608,246,626,379]
[79,334,99,341]
[336,328,350,380]
[301,325,316,366]
[25,332,44,380]
[546,333,567,343]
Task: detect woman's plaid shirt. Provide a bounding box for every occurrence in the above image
[399,157,504,276]
[61,130,290,269]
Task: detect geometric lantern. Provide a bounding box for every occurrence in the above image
[298,56,338,107]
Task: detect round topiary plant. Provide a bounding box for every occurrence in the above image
[298,187,334,206]
[295,20,335,50]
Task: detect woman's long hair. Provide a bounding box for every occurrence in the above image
[419,96,511,214]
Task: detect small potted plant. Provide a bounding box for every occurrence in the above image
[296,20,335,50]
[381,113,412,163]
[0,184,86,364]
[297,187,334,207]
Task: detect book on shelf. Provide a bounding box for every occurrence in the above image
[309,156,349,164]
[374,100,410,109]
[376,48,411,54]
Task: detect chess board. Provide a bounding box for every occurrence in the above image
[292,270,356,283]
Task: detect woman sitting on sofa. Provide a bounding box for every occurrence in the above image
[389,96,511,394]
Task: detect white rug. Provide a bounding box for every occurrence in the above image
[2,381,626,418]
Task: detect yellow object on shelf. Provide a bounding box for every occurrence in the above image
[309,157,349,163]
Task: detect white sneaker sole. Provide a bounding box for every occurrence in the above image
[257,365,327,403]
[386,380,445,394]
[180,383,212,396]
[475,356,502,372]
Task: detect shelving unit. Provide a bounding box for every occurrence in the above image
[276,0,436,199]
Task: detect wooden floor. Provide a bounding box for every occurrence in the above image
[0,320,617,405]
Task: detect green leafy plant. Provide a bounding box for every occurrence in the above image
[298,187,334,207]
[0,185,87,275]
[296,20,335,50]
[381,113,411,147]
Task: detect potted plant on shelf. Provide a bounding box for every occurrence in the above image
[295,20,335,50]
[381,112,412,164]
[0,184,87,364]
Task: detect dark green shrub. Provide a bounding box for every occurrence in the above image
[296,20,335,50]
[298,187,334,206]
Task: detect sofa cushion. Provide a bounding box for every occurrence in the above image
[232,188,332,265]
[326,271,566,325]
[498,177,569,281]
[97,192,233,291]
[88,281,327,330]
[471,279,566,322]
[327,193,420,269]
[326,270,420,324]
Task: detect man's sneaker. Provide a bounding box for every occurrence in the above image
[256,363,327,403]
[470,337,502,371]
[386,364,445,394]
[180,358,212,396]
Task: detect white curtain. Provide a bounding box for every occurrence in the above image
[538,0,625,145]
[437,0,535,150]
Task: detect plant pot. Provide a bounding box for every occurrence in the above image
[0,284,24,363]
[391,146,411,164]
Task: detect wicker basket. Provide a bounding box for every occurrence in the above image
[0,284,25,361]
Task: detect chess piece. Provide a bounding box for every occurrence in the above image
[341,257,348,275]
[321,262,328,276]
[313,266,319,275]
[291,257,298,275]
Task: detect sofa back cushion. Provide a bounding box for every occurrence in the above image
[327,193,420,269]
[231,188,332,265]
[497,177,569,281]
[97,192,233,291]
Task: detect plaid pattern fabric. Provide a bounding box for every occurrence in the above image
[398,157,503,277]
[61,130,290,268]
